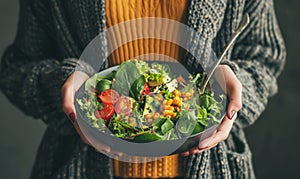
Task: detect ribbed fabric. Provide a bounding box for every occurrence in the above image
[105,1,187,177]
[113,155,184,178]
[106,0,188,65]
[0,0,286,179]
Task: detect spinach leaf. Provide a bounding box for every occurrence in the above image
[105,70,117,80]
[176,110,197,136]
[95,79,112,93]
[133,133,162,142]
[161,118,175,135]
[152,117,166,129]
[130,75,146,100]
[191,122,205,135]
[112,61,141,96]
[85,71,116,92]
[84,73,103,92]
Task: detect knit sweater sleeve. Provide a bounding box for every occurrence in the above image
[224,0,286,128]
[0,0,94,134]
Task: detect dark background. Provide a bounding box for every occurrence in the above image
[0,0,299,178]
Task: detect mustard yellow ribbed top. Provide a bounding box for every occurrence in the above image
[106,0,188,66]
[106,0,188,178]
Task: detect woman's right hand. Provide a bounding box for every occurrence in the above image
[61,71,122,156]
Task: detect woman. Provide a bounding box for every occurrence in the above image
[0,0,285,178]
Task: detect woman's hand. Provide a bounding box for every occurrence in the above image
[181,65,242,156]
[61,71,122,156]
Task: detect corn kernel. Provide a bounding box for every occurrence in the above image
[163,110,173,116]
[173,89,180,97]
[164,115,172,118]
[171,112,177,118]
[144,113,152,119]
[166,99,173,105]
[173,96,182,106]
[165,106,174,111]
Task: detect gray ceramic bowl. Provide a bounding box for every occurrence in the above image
[75,62,227,156]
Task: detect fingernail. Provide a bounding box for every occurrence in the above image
[68,113,76,123]
[228,110,236,120]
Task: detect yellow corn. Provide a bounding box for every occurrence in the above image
[171,112,177,118]
[164,110,173,116]
[164,115,172,118]
[165,105,174,111]
[173,96,182,106]
[166,99,173,105]
[144,113,152,119]
[173,89,181,97]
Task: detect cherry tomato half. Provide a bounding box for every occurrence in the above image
[141,83,150,96]
[99,89,120,104]
[114,96,132,116]
[94,104,115,121]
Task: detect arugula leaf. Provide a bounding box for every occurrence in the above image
[151,63,171,77]
[109,117,140,138]
[161,85,174,99]
[134,60,151,74]
[197,106,208,126]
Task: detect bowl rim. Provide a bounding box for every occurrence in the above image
[74,61,227,155]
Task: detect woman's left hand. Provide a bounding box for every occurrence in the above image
[181,65,243,156]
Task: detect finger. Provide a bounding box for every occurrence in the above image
[182,143,218,156]
[214,65,242,119]
[94,142,123,157]
[199,114,236,149]
[190,147,200,155]
[181,150,190,157]
[226,85,242,119]
[197,143,218,154]
[62,83,76,116]
[73,120,92,146]
[62,71,89,117]
[224,69,242,120]
[79,127,111,153]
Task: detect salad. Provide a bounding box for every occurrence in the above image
[76,60,226,142]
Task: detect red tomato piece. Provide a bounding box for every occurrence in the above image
[94,104,115,121]
[114,96,132,116]
[141,83,150,96]
[99,89,120,104]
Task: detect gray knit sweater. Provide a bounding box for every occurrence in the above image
[0,0,285,178]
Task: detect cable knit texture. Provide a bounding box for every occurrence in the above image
[0,0,285,178]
